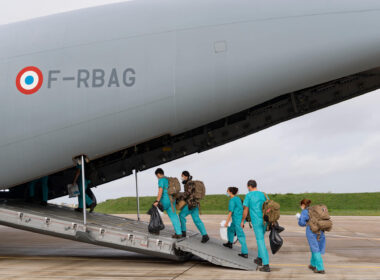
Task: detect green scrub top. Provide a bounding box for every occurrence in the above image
[228,196,243,223]
[158,177,169,196]
[243,190,267,225]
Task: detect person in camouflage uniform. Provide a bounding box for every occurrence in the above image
[179,171,209,243]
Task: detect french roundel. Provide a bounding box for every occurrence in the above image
[16,66,43,95]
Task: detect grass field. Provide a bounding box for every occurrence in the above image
[96,192,380,216]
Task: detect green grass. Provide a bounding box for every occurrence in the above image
[96,192,380,216]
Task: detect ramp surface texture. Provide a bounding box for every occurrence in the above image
[0,201,257,270]
[176,235,257,270]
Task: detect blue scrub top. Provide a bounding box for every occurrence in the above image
[228,196,243,223]
[243,190,267,225]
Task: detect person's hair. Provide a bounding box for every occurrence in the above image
[182,171,190,178]
[300,199,312,207]
[227,187,239,195]
[247,180,257,188]
[155,168,164,175]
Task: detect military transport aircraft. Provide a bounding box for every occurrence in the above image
[1,0,380,269]
[1,0,380,202]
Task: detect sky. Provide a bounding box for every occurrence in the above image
[2,0,379,205]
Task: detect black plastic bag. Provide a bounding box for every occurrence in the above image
[269,227,283,255]
[147,205,165,234]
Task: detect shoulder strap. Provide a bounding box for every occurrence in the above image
[264,192,269,201]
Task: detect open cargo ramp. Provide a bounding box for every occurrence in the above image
[176,235,257,271]
[0,200,256,270]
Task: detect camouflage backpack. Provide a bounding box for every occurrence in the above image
[193,181,206,199]
[184,180,206,209]
[167,177,181,199]
[262,193,280,227]
[308,205,333,235]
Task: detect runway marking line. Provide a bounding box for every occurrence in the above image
[274,264,380,269]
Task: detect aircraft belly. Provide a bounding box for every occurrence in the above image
[174,11,380,131]
[0,96,175,188]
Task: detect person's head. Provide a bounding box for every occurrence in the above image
[247,180,257,191]
[300,199,312,210]
[155,168,164,179]
[181,171,190,182]
[227,187,239,198]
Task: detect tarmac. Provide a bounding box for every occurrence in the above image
[0,214,379,280]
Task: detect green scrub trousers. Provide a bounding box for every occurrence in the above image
[29,177,48,202]
[179,205,207,236]
[253,222,269,265]
[77,177,93,209]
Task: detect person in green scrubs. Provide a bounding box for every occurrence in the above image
[241,180,271,272]
[28,176,49,206]
[73,160,96,213]
[153,168,182,239]
[223,186,249,258]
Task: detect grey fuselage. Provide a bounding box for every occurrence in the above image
[1,0,380,188]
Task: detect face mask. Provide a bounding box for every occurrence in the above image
[226,193,230,197]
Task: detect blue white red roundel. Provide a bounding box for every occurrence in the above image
[16,66,43,95]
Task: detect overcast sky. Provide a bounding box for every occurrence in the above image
[2,1,379,205]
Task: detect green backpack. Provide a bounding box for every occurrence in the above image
[262,193,280,228]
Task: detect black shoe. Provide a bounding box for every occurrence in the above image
[259,265,271,272]
[223,242,233,249]
[75,208,83,212]
[172,234,182,239]
[201,235,209,243]
[40,201,48,207]
[89,203,96,213]
[254,257,263,266]
[182,231,186,238]
[308,265,316,272]
[238,253,248,258]
[314,270,325,274]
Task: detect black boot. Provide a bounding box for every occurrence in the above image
[314,270,325,274]
[182,231,186,238]
[40,201,48,207]
[259,265,271,272]
[201,235,209,243]
[223,242,233,249]
[172,234,182,239]
[89,202,96,213]
[254,257,263,266]
[75,208,83,212]
[308,265,316,272]
[238,253,248,258]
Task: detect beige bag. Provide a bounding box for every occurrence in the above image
[262,193,281,225]
[308,205,333,234]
